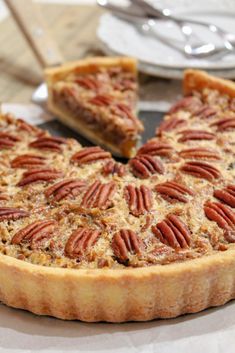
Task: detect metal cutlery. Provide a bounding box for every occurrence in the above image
[97,0,235,58]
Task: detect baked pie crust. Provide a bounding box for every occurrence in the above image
[1,69,235,322]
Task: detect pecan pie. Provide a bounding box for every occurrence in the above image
[45,57,142,158]
[1,69,235,322]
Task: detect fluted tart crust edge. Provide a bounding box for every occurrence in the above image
[1,248,235,322]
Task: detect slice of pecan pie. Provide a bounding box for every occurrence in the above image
[1,70,235,322]
[45,57,143,158]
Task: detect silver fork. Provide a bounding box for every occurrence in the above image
[130,0,235,56]
[97,0,235,58]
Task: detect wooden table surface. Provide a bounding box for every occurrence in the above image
[0,3,105,103]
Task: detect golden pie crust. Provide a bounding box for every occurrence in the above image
[1,69,235,322]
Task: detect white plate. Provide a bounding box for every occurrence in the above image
[100,42,235,79]
[97,0,235,72]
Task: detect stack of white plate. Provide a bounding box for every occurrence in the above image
[97,0,235,80]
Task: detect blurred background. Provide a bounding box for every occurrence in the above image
[0,0,235,112]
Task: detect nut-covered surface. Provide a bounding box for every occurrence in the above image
[1,81,235,272]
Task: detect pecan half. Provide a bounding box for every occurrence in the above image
[112,103,138,123]
[179,147,221,160]
[180,161,221,181]
[65,227,100,259]
[168,96,202,114]
[125,184,153,216]
[18,168,63,186]
[45,178,86,202]
[129,155,164,179]
[137,140,173,157]
[29,136,66,152]
[17,119,42,134]
[155,180,194,203]
[11,220,56,249]
[204,201,235,230]
[71,146,111,165]
[194,105,217,119]
[152,214,191,249]
[102,160,126,177]
[211,117,235,132]
[156,118,186,136]
[89,94,114,106]
[112,229,144,263]
[11,154,46,169]
[0,132,20,149]
[0,207,29,222]
[214,185,235,208]
[177,129,215,142]
[75,77,101,90]
[80,180,116,210]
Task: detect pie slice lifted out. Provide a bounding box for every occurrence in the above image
[45,56,143,158]
[0,69,235,322]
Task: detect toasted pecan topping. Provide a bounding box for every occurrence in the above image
[178,129,215,142]
[11,154,46,169]
[17,119,42,135]
[179,147,221,160]
[137,140,173,157]
[155,181,194,203]
[180,161,221,181]
[45,178,86,202]
[112,229,144,263]
[194,105,217,119]
[111,103,142,130]
[152,214,191,249]
[211,117,235,132]
[0,207,29,222]
[65,227,100,259]
[224,229,235,243]
[204,201,235,230]
[0,193,8,201]
[214,185,235,208]
[102,160,126,177]
[11,220,56,249]
[89,94,114,106]
[75,77,101,90]
[141,214,154,232]
[29,136,66,152]
[129,155,164,179]
[113,78,136,91]
[18,168,63,186]
[71,146,111,165]
[125,184,153,216]
[80,180,116,210]
[168,96,202,114]
[0,132,20,149]
[156,118,186,136]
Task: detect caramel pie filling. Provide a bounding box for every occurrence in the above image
[0,87,235,269]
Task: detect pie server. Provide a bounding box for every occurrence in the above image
[4,0,171,112]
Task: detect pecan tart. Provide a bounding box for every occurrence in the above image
[45,56,143,158]
[1,70,235,322]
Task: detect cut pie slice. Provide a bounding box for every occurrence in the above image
[45,56,143,158]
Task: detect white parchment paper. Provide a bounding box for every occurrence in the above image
[0,104,235,353]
